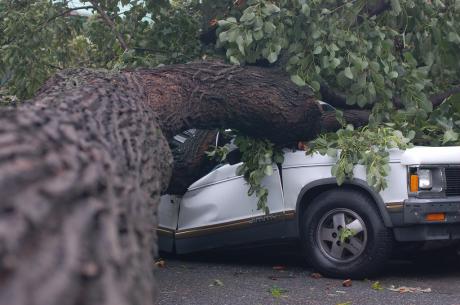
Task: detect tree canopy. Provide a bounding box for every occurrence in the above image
[1,0,460,210]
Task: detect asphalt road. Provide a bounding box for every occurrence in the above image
[155,244,460,305]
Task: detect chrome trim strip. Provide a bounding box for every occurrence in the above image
[175,211,295,239]
[156,226,175,237]
[385,202,404,212]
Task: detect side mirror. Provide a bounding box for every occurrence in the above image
[226,149,242,165]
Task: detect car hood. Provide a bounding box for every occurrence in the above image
[400,146,460,165]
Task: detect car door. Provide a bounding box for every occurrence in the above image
[174,161,286,254]
[157,194,180,252]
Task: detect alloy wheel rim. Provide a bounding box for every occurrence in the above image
[316,208,367,262]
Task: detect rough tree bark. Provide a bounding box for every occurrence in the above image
[0,70,172,305]
[0,61,363,305]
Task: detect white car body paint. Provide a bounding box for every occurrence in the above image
[401,146,460,165]
[158,146,460,253]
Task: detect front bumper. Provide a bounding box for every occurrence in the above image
[390,197,460,242]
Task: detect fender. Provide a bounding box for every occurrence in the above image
[294,177,393,229]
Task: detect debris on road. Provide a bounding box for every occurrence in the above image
[272,265,286,271]
[269,286,288,298]
[310,272,322,279]
[154,259,166,268]
[209,279,224,287]
[342,279,352,287]
[371,281,384,291]
[268,274,296,280]
[388,286,432,293]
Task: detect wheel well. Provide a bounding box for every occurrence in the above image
[297,183,389,231]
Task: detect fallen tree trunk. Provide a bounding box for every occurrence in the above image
[0,61,366,305]
[0,69,173,305]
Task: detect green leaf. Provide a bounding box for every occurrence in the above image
[310,80,320,91]
[229,56,240,65]
[344,67,354,79]
[391,0,402,15]
[301,4,310,16]
[448,32,460,44]
[253,30,264,41]
[262,3,280,15]
[330,57,341,69]
[291,74,306,86]
[267,51,278,63]
[388,71,398,79]
[240,12,255,23]
[326,148,337,158]
[264,165,273,176]
[443,129,459,144]
[263,21,276,34]
[313,45,322,55]
[371,281,384,291]
[236,35,245,55]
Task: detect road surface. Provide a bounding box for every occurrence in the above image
[155,244,460,305]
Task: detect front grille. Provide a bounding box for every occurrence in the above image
[445,167,460,196]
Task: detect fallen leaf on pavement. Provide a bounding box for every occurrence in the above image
[388,285,432,293]
[371,281,383,291]
[310,272,322,279]
[342,279,352,287]
[209,279,224,287]
[272,265,286,271]
[269,286,288,298]
[154,259,165,268]
[337,302,351,305]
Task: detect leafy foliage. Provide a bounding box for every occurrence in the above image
[307,125,412,191]
[207,133,284,214]
[0,0,201,99]
[215,0,460,203]
[234,136,284,214]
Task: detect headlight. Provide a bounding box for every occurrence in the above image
[417,169,432,189]
[409,168,433,192]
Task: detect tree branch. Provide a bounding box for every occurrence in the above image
[88,1,129,51]
[430,85,460,107]
[367,0,391,18]
[5,5,96,45]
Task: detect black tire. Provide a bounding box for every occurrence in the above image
[301,189,393,279]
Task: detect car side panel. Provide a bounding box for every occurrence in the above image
[175,163,286,253]
[157,195,180,252]
[281,151,408,227]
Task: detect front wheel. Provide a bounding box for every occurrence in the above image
[301,189,393,278]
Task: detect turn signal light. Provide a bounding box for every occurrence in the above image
[425,213,446,222]
[410,175,419,192]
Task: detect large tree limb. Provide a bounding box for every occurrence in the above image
[131,61,323,145]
